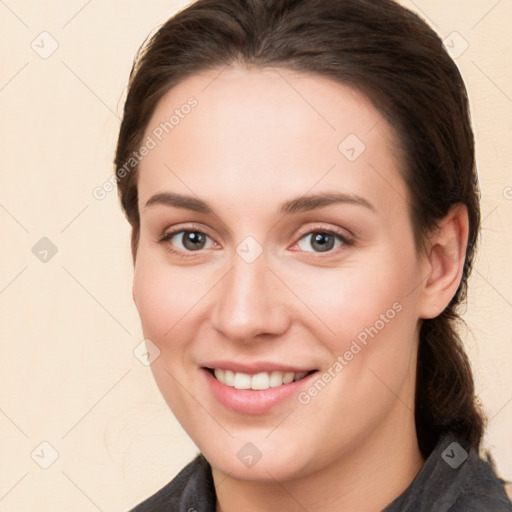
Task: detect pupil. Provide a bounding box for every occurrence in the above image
[183,231,205,250]
[312,233,334,252]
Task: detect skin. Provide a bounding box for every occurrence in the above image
[132,65,469,512]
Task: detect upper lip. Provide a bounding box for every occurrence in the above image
[201,360,317,375]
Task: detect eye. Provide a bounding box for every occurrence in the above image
[296,230,350,253]
[159,229,215,253]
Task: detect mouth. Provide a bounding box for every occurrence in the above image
[200,360,320,414]
[204,367,317,390]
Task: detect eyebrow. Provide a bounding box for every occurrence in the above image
[144,191,375,215]
[145,192,212,213]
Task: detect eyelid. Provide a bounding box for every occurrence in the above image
[158,222,216,241]
[157,223,220,258]
[292,223,355,246]
[157,222,354,257]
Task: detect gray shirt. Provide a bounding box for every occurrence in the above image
[129,432,511,511]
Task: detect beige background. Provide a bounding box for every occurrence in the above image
[0,0,511,510]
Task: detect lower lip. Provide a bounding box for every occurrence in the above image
[202,368,317,415]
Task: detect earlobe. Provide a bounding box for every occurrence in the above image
[419,204,469,319]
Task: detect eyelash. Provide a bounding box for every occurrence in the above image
[156,223,354,259]
[157,223,217,259]
[292,225,354,255]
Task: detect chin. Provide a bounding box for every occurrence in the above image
[198,434,317,482]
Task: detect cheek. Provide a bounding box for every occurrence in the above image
[132,250,227,378]
[290,254,418,345]
[133,262,167,338]
[290,261,420,428]
[132,256,202,416]
[286,249,422,410]
[132,254,197,343]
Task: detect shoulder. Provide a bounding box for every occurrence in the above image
[384,432,512,512]
[449,451,512,512]
[128,453,216,512]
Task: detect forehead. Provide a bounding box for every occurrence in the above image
[137,66,408,218]
[145,65,390,150]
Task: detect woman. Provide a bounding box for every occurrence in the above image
[115,0,512,510]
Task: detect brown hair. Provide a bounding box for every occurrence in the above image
[115,0,484,457]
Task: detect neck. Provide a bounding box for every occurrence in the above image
[213,410,424,512]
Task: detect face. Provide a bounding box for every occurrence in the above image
[133,66,427,481]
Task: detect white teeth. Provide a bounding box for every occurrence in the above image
[282,372,295,384]
[250,372,269,390]
[269,371,284,387]
[212,369,310,390]
[224,369,235,386]
[234,372,251,390]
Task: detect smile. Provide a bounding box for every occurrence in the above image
[209,368,312,390]
[201,361,319,414]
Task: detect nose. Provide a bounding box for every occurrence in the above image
[210,251,291,343]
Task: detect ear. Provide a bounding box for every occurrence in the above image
[418,203,469,319]
[132,282,137,305]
